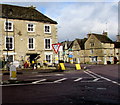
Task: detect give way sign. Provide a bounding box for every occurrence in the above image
[52,43,61,54]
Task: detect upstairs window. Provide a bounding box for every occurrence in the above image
[5,36,14,50]
[28,38,35,50]
[44,38,51,50]
[90,42,94,47]
[4,21,13,31]
[27,24,35,32]
[44,25,51,34]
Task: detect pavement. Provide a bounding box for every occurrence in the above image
[1,63,119,84]
[0,63,82,84]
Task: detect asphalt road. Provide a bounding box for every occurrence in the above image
[1,64,120,105]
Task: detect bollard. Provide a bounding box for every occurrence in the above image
[10,65,17,80]
[59,63,66,70]
[75,64,81,70]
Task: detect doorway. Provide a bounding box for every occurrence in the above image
[29,54,38,63]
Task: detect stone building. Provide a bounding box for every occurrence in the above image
[0,4,58,66]
[60,32,120,64]
[85,32,115,64]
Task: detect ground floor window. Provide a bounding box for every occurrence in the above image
[45,55,52,63]
[5,55,14,62]
[90,56,97,62]
[73,58,76,62]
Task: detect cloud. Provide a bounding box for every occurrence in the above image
[1,0,119,2]
[1,1,118,42]
[43,2,118,42]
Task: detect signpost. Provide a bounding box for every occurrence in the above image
[52,43,61,64]
[52,43,61,54]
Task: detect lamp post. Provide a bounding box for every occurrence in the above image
[5,9,9,71]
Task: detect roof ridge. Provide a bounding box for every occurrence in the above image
[0,4,57,24]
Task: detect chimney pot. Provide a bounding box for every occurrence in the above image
[116,35,120,42]
[103,31,108,36]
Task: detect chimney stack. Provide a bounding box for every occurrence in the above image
[116,35,120,42]
[103,31,108,36]
[28,5,36,9]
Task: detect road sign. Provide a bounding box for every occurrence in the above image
[68,55,73,58]
[52,43,61,54]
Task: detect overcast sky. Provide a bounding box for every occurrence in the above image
[1,0,119,42]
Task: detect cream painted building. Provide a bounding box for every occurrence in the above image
[0,4,58,66]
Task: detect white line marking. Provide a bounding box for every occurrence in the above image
[93,78,100,82]
[32,79,47,84]
[74,78,82,82]
[84,71,97,78]
[81,81,102,83]
[97,88,106,90]
[87,70,120,86]
[100,77,111,81]
[0,81,61,87]
[54,78,67,83]
[55,74,64,76]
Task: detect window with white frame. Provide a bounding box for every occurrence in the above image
[44,38,51,50]
[5,36,14,50]
[4,21,13,31]
[27,23,35,32]
[45,54,52,63]
[28,38,35,50]
[44,25,51,33]
[5,55,14,62]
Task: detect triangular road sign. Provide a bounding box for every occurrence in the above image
[52,43,61,54]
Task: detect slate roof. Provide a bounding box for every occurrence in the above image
[61,41,73,50]
[0,4,57,24]
[61,38,87,50]
[74,38,87,50]
[88,33,113,43]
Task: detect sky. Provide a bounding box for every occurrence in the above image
[1,0,119,42]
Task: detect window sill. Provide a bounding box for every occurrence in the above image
[44,49,52,51]
[5,30,14,32]
[28,49,35,51]
[3,49,14,51]
[44,32,51,34]
[27,31,35,33]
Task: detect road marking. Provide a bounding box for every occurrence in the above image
[55,74,64,76]
[84,71,97,78]
[93,78,100,82]
[97,88,106,90]
[0,81,61,87]
[32,79,47,84]
[74,78,82,82]
[54,78,67,83]
[81,81,102,83]
[87,70,120,86]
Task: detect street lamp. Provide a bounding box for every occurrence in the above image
[5,9,9,71]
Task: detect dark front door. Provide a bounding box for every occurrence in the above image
[30,54,38,63]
